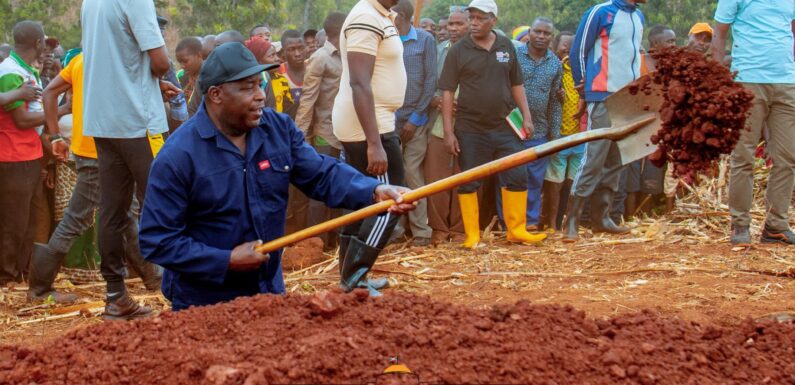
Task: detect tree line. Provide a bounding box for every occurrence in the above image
[1,0,717,51]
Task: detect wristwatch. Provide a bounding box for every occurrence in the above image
[49,134,64,143]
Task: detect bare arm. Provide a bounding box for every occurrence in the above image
[348,51,387,175]
[710,22,731,65]
[43,76,71,136]
[0,86,37,105]
[10,104,47,129]
[441,90,459,155]
[148,46,171,78]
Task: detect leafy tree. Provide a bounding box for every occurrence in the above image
[420,0,717,48]
[169,0,360,40]
[0,0,81,48]
[0,0,719,51]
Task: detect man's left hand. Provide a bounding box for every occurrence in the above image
[400,122,417,145]
[159,80,180,101]
[374,185,416,215]
[523,116,535,139]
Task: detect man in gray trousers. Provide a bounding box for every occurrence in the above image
[563,0,646,242]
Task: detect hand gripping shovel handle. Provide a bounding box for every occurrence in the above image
[256,114,656,254]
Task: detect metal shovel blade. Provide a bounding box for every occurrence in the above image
[605,76,664,165]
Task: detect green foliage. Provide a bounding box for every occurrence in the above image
[0,0,81,48]
[169,0,360,39]
[0,0,718,50]
[420,0,717,48]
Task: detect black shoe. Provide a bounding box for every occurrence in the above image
[591,189,630,234]
[563,196,587,243]
[760,227,795,245]
[340,237,383,296]
[411,237,432,247]
[103,293,154,321]
[730,225,751,246]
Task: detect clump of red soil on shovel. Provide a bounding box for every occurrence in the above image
[631,46,755,177]
[2,290,795,384]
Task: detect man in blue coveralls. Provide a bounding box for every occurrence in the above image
[139,42,414,310]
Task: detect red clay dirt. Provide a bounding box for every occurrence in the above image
[2,290,794,384]
[632,47,755,177]
[281,237,326,271]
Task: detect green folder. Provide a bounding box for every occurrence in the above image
[505,107,528,140]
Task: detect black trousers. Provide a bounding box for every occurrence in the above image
[340,132,405,249]
[0,160,40,283]
[94,136,162,293]
[456,124,528,194]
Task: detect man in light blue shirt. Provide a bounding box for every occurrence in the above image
[81,0,179,320]
[712,0,795,246]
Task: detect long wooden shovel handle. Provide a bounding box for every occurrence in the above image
[256,115,655,254]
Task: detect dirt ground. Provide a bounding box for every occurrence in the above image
[3,219,794,347]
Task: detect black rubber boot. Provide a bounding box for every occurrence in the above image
[339,235,388,291]
[591,189,630,234]
[540,181,563,231]
[27,243,78,303]
[562,195,587,243]
[337,234,352,274]
[340,237,384,297]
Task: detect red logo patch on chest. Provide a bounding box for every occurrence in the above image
[258,160,271,170]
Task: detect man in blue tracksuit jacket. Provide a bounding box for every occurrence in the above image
[563,0,645,242]
[139,42,414,310]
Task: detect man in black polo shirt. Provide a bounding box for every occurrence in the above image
[439,0,546,249]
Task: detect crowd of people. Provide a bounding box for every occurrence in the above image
[0,0,792,319]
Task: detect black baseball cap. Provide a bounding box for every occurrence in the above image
[199,42,279,94]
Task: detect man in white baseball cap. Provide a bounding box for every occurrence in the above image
[439,0,544,249]
[466,0,498,17]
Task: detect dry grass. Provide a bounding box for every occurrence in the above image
[2,159,794,346]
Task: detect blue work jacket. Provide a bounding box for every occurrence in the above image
[139,104,380,310]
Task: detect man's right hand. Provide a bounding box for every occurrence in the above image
[159,80,180,102]
[575,81,585,97]
[444,133,460,155]
[52,140,70,161]
[15,82,41,102]
[229,240,269,271]
[366,143,388,175]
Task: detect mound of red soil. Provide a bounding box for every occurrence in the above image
[633,47,754,177]
[1,291,794,384]
[281,237,327,271]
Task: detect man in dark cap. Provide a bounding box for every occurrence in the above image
[139,42,414,310]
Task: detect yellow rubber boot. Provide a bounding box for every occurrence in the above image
[457,192,480,249]
[501,188,547,244]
